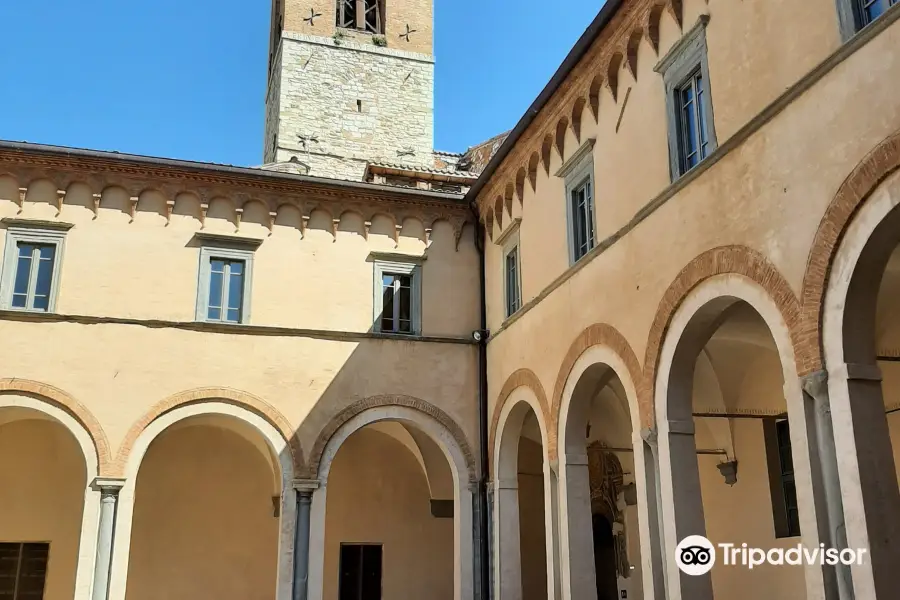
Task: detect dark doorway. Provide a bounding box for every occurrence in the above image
[593,514,619,600]
[339,544,382,600]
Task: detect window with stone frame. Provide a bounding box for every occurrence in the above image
[194,233,262,325]
[0,219,71,313]
[372,256,422,335]
[836,0,898,38]
[655,15,717,181]
[557,139,597,265]
[336,0,385,34]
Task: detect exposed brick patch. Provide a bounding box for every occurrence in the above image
[114,387,303,478]
[549,323,643,438]
[487,368,552,472]
[798,130,900,376]
[306,395,477,483]
[640,246,802,428]
[0,378,112,475]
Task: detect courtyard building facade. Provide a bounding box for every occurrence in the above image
[1,0,900,599]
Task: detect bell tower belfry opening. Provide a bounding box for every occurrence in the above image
[264,0,435,181]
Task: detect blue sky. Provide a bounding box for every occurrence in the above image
[0,0,601,165]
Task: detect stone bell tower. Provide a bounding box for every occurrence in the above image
[263,0,435,181]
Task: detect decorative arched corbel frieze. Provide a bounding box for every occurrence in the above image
[540,134,553,175]
[644,3,665,53]
[589,76,603,120]
[667,0,683,28]
[514,167,527,204]
[625,28,643,79]
[527,152,540,191]
[554,117,569,160]
[571,96,588,142]
[607,52,623,102]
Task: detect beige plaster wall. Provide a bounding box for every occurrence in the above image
[323,428,453,600]
[0,418,85,600]
[0,186,479,338]
[485,11,900,436]
[125,424,279,600]
[0,320,479,474]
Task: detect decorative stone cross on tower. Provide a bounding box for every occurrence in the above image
[303,8,322,25]
[400,24,417,42]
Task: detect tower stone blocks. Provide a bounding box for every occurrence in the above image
[265,0,435,181]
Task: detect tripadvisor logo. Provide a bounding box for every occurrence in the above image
[675,536,867,575]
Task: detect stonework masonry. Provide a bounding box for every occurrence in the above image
[264,32,435,181]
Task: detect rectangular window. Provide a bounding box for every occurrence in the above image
[339,544,382,600]
[764,419,801,538]
[0,542,49,599]
[570,178,595,261]
[857,0,897,27]
[194,234,260,325]
[380,272,412,334]
[505,244,521,317]
[337,0,384,34]
[676,69,710,174]
[207,258,245,323]
[0,219,70,313]
[11,243,56,311]
[372,258,422,335]
[656,16,717,180]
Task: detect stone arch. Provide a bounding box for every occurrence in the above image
[488,368,552,469]
[0,378,112,475]
[306,399,476,600]
[815,151,900,598]
[108,398,297,600]
[641,245,802,428]
[651,271,826,600]
[114,386,302,477]
[307,395,477,482]
[550,324,643,434]
[0,383,109,599]
[799,129,900,375]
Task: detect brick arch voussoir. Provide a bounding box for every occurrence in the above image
[114,387,303,478]
[488,368,552,471]
[799,130,900,376]
[307,395,477,483]
[550,323,643,435]
[640,246,802,428]
[0,378,113,476]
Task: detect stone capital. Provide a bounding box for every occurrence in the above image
[293,478,320,493]
[801,369,829,400]
[640,426,658,446]
[91,477,126,493]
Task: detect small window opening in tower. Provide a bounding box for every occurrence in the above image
[336,0,384,34]
[357,100,363,112]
